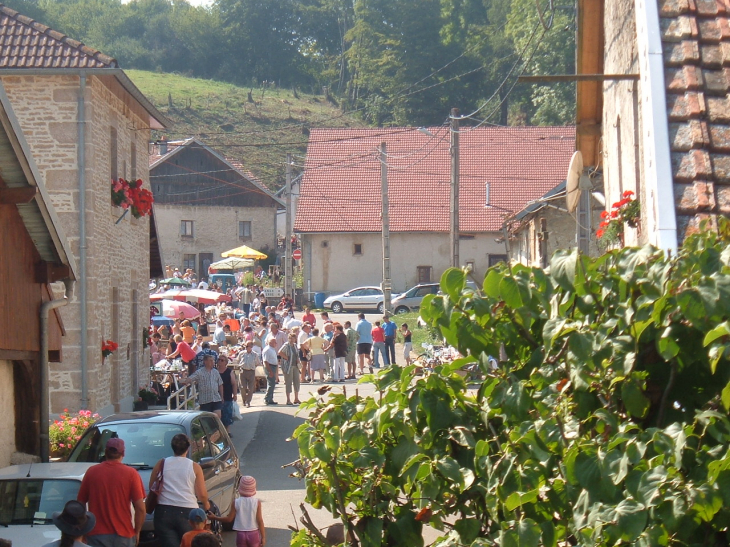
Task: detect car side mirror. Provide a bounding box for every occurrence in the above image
[199,457,216,469]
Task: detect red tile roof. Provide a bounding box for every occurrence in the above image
[0,4,117,69]
[295,126,576,233]
[660,0,730,233]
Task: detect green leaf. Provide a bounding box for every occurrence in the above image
[500,276,524,308]
[550,249,577,291]
[454,518,482,542]
[435,457,462,486]
[484,269,503,298]
[704,321,730,346]
[441,268,465,299]
[614,499,648,542]
[500,518,541,547]
[657,328,680,360]
[722,381,730,412]
[504,489,538,511]
[622,380,650,418]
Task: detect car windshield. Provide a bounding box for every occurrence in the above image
[68,422,186,467]
[0,479,80,525]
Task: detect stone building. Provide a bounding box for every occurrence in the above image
[295,127,575,294]
[0,81,76,466]
[508,181,603,267]
[0,5,167,414]
[576,0,730,251]
[149,138,283,278]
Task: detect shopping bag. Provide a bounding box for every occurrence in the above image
[232,402,243,421]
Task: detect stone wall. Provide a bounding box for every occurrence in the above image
[155,204,277,277]
[302,232,506,294]
[602,0,646,246]
[511,200,602,266]
[0,74,151,415]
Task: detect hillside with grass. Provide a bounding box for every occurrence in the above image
[127,70,366,190]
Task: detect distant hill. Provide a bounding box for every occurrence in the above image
[127,70,366,190]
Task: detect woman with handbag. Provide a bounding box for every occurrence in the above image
[148,434,210,547]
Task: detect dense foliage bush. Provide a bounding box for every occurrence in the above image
[292,220,730,546]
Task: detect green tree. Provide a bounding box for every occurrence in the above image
[292,219,730,546]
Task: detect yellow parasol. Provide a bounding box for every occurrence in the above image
[221,245,268,260]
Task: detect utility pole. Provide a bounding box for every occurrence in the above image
[380,142,391,313]
[450,108,460,269]
[285,153,293,300]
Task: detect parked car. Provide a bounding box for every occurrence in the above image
[67,410,240,544]
[323,286,388,313]
[0,462,96,545]
[390,283,441,314]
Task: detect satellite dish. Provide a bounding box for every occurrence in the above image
[566,151,583,213]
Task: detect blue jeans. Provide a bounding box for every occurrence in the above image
[221,400,234,426]
[153,504,193,547]
[373,342,388,368]
[385,336,396,365]
[266,364,278,402]
[87,535,135,547]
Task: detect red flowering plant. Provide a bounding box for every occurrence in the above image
[101,339,118,359]
[49,409,100,460]
[596,190,640,249]
[111,178,154,219]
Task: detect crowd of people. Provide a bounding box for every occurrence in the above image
[150,286,414,413]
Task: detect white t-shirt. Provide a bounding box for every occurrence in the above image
[298,330,311,348]
[233,496,260,531]
[263,345,278,366]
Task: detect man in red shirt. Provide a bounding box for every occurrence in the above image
[77,437,146,547]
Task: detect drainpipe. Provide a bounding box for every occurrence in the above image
[78,74,89,409]
[40,279,75,462]
[635,0,678,252]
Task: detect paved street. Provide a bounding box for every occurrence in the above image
[221,368,379,547]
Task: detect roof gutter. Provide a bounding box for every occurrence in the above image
[0,68,169,129]
[634,0,678,252]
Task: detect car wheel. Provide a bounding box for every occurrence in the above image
[377,302,384,314]
[331,302,343,313]
[395,306,409,315]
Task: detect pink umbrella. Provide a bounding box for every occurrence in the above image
[160,300,200,319]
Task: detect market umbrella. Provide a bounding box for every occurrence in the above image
[160,300,200,319]
[220,245,268,260]
[150,290,184,302]
[159,277,192,287]
[175,289,232,305]
[151,289,231,305]
[208,257,254,271]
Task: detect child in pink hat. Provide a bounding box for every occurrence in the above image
[208,476,265,547]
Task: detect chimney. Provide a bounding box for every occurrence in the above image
[159,136,168,155]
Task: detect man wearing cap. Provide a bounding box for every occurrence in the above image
[77,437,146,547]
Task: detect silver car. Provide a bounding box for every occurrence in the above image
[390,283,440,314]
[0,462,96,545]
[323,286,386,313]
